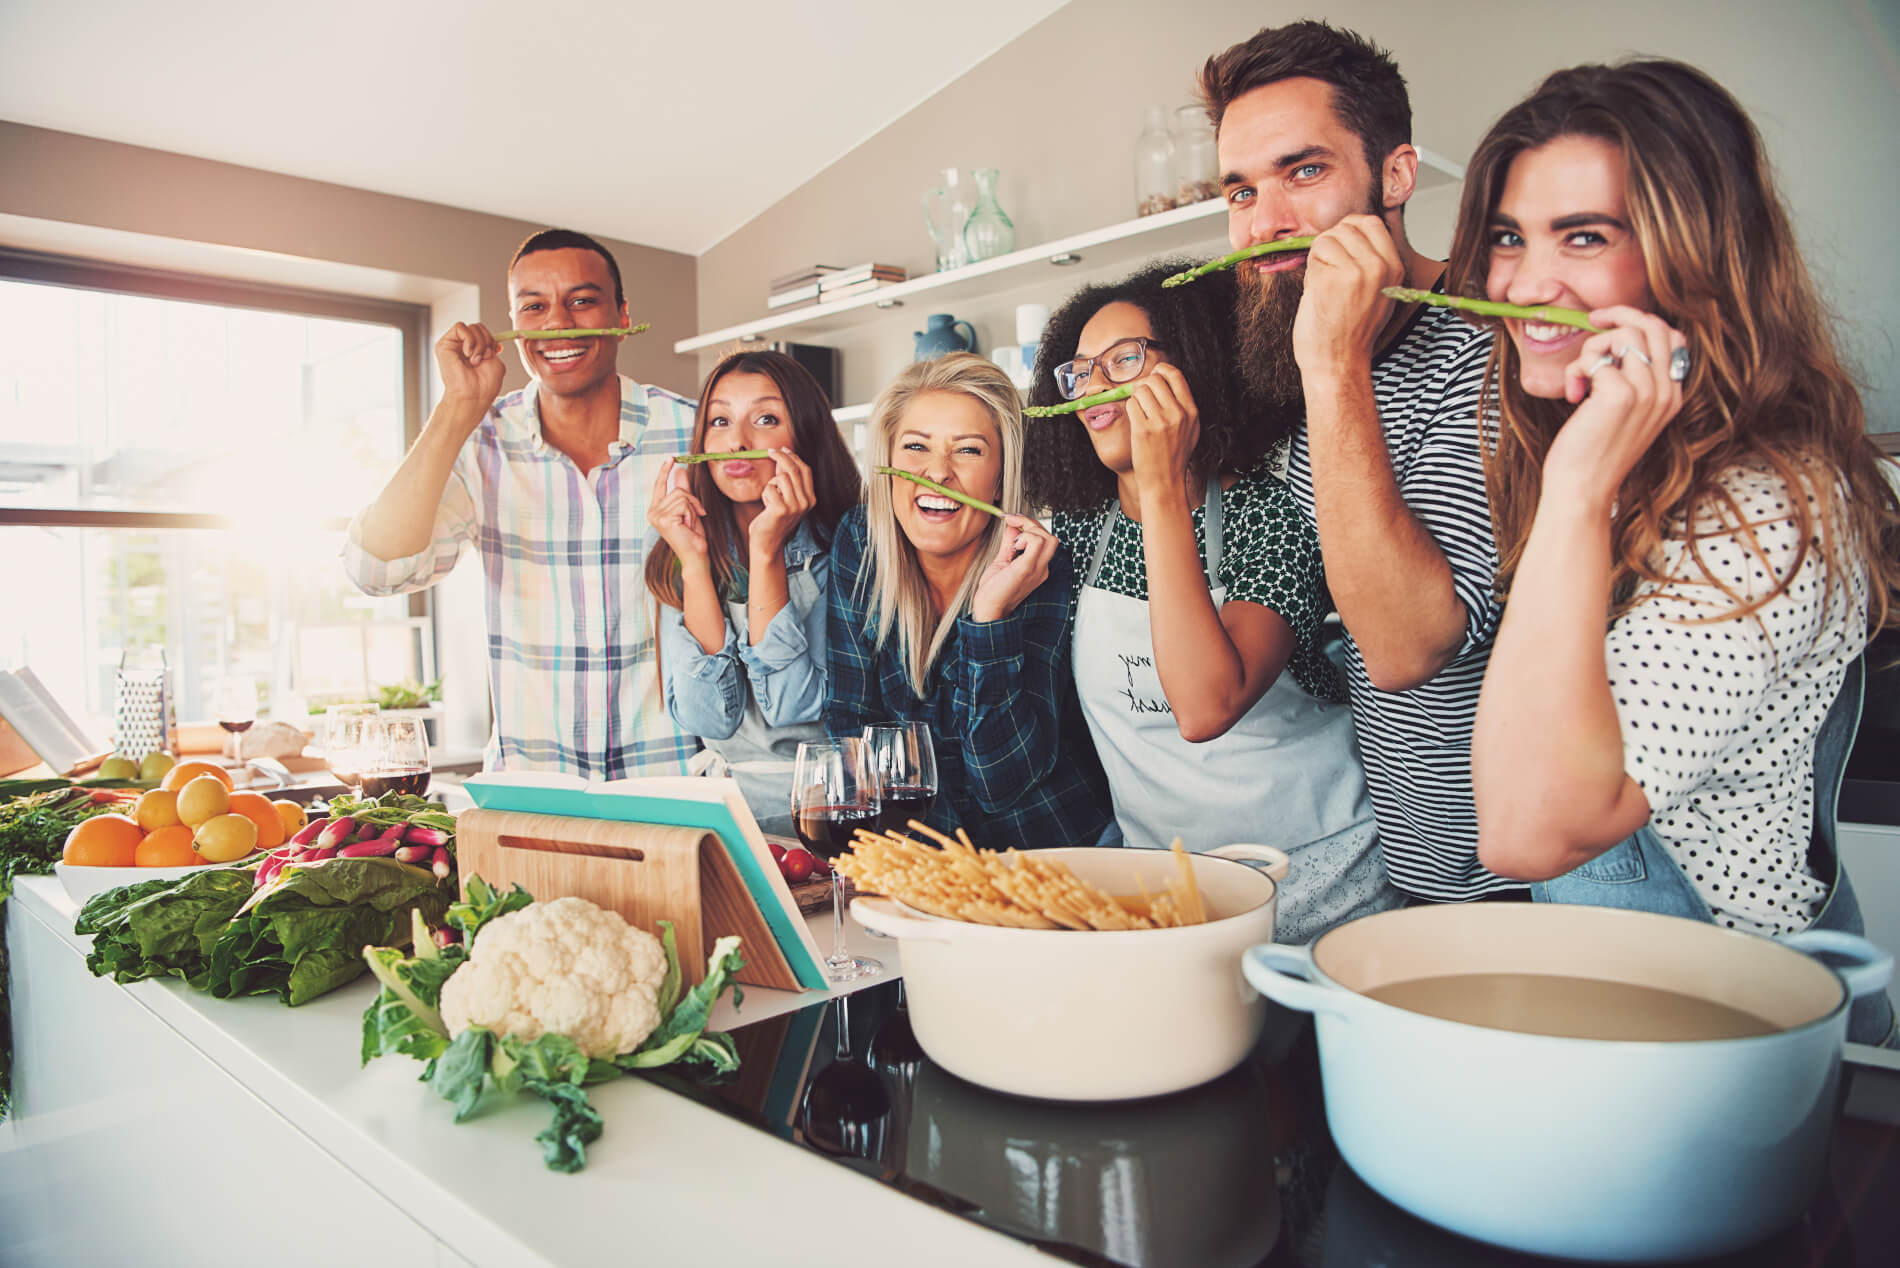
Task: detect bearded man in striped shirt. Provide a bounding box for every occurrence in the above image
[1199,23,1520,902]
[345,229,697,780]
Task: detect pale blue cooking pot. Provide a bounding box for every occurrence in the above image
[1242,903,1892,1262]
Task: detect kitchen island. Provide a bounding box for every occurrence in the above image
[0,874,1044,1268]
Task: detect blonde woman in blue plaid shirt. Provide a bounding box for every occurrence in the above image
[825,354,1110,852]
[346,230,696,780]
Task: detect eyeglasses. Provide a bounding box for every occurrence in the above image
[1052,336,1167,400]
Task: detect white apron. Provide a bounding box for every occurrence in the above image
[1071,477,1398,943]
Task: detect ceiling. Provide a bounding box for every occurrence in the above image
[0,0,1070,257]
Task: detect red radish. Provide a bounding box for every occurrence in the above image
[779,848,816,884]
[316,816,357,848]
[393,845,427,864]
[404,824,450,847]
[338,837,401,858]
[307,845,338,861]
[378,824,408,841]
[431,847,452,881]
[432,926,461,949]
[290,818,332,846]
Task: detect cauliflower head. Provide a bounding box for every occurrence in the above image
[439,897,670,1059]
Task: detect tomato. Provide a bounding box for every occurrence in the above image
[768,841,786,865]
[779,848,816,884]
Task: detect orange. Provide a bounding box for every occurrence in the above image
[162,760,235,793]
[63,814,144,867]
[272,800,306,838]
[228,791,286,848]
[134,788,182,832]
[176,775,231,828]
[135,824,200,867]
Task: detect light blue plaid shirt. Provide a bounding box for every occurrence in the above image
[343,376,698,779]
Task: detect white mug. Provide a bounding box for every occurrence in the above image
[1015,303,1051,347]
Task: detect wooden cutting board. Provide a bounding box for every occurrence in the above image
[454,807,806,991]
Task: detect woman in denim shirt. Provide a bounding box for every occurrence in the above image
[645,351,862,833]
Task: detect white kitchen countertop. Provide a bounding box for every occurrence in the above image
[2,874,1049,1268]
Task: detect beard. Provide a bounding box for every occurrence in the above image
[1234,265,1307,409]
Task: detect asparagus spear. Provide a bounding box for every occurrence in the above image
[493,325,651,340]
[672,449,772,464]
[876,467,1007,519]
[1381,288,1601,333]
[1160,237,1316,287]
[1023,386,1131,418]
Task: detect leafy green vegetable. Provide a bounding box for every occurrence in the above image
[205,857,449,1006]
[75,868,255,988]
[359,879,745,1173]
[320,792,456,840]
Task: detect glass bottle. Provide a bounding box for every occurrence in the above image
[961,168,1016,263]
[1134,105,1177,217]
[1174,104,1219,206]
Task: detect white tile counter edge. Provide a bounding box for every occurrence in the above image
[6,875,1049,1268]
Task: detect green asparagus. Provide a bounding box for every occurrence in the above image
[1381,288,1601,333]
[494,325,651,340]
[1160,237,1316,287]
[876,467,1007,519]
[1022,386,1132,418]
[673,450,772,464]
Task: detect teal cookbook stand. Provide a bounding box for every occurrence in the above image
[460,773,827,992]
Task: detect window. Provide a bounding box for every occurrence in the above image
[0,251,429,742]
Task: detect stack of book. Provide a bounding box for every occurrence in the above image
[766,263,907,311]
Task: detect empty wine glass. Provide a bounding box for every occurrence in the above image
[792,738,882,983]
[361,716,430,800]
[323,703,379,795]
[862,722,938,834]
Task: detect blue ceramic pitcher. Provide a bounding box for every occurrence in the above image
[913,314,977,362]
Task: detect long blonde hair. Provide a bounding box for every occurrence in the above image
[862,354,1027,695]
[1445,59,1900,630]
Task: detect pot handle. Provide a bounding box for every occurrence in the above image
[1777,929,1895,1000]
[1242,942,1356,1017]
[850,896,953,944]
[1207,843,1291,883]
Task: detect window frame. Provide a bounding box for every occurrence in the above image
[0,247,438,690]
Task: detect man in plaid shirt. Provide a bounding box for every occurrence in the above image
[345,229,696,780]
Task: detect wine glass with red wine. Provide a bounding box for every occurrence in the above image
[359,716,431,799]
[792,738,881,983]
[862,722,938,834]
[212,675,258,761]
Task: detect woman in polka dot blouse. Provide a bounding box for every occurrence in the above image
[1449,59,1900,1045]
[1024,261,1396,945]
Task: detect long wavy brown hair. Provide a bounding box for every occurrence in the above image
[1445,58,1900,631]
[644,350,862,609]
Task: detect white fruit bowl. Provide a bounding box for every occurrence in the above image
[55,861,213,907]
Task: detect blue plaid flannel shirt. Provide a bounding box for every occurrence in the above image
[822,506,1109,851]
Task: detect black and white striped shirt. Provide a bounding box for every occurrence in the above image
[1286,303,1514,901]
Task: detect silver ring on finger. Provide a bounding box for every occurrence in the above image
[1616,344,1652,367]
[1587,353,1619,376]
[1669,346,1692,382]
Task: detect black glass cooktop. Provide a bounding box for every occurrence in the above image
[640,981,1900,1268]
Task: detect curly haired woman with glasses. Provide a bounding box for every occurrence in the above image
[1025,260,1398,943]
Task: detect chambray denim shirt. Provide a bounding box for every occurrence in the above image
[658,519,829,738]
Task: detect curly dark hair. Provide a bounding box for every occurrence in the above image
[1023,259,1292,513]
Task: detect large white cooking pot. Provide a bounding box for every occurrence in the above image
[851,844,1286,1101]
[1242,903,1894,1262]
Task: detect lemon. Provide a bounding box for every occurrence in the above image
[135,788,182,832]
[272,800,307,837]
[193,813,258,863]
[176,775,231,828]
